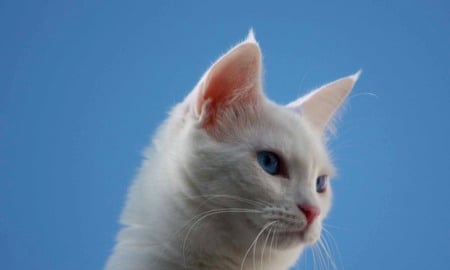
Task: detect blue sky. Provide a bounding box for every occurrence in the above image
[1,1,449,269]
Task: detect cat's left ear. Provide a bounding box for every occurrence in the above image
[287,71,361,133]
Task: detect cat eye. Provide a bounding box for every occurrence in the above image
[316,175,328,193]
[257,151,280,175]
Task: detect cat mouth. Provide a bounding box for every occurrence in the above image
[278,226,308,237]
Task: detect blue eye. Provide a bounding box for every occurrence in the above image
[316,175,328,193]
[257,151,280,175]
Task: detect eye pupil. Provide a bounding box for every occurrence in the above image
[257,151,280,175]
[316,175,328,193]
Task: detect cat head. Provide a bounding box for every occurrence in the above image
[176,31,359,249]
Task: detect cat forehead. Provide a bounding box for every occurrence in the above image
[252,102,334,173]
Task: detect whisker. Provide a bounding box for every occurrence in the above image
[181,207,261,232]
[319,243,327,270]
[268,228,276,264]
[260,227,272,270]
[187,194,270,207]
[312,245,321,270]
[322,222,342,230]
[317,239,330,270]
[182,208,261,268]
[322,226,344,270]
[305,247,310,270]
[319,237,337,270]
[252,234,257,270]
[241,221,277,270]
[349,92,379,100]
[319,240,329,270]
[274,231,279,258]
[311,245,317,270]
[322,228,340,254]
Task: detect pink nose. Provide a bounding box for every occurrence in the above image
[298,204,320,224]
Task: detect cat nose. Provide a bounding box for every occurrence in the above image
[297,204,320,224]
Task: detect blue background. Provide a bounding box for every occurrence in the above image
[1,1,449,269]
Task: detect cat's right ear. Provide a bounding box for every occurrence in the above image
[192,32,263,131]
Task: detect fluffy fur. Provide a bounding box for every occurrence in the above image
[105,31,359,270]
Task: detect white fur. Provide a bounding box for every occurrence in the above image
[105,32,357,270]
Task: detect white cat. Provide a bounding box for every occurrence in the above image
[105,31,359,270]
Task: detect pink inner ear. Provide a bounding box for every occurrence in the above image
[197,43,262,129]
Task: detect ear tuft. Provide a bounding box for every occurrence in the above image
[349,69,362,82]
[246,28,257,43]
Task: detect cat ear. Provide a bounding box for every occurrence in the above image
[287,71,361,133]
[195,32,263,129]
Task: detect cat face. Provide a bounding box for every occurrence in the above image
[184,104,333,248]
[178,31,358,250]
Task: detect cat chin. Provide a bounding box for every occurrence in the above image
[273,223,322,249]
[299,225,321,244]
